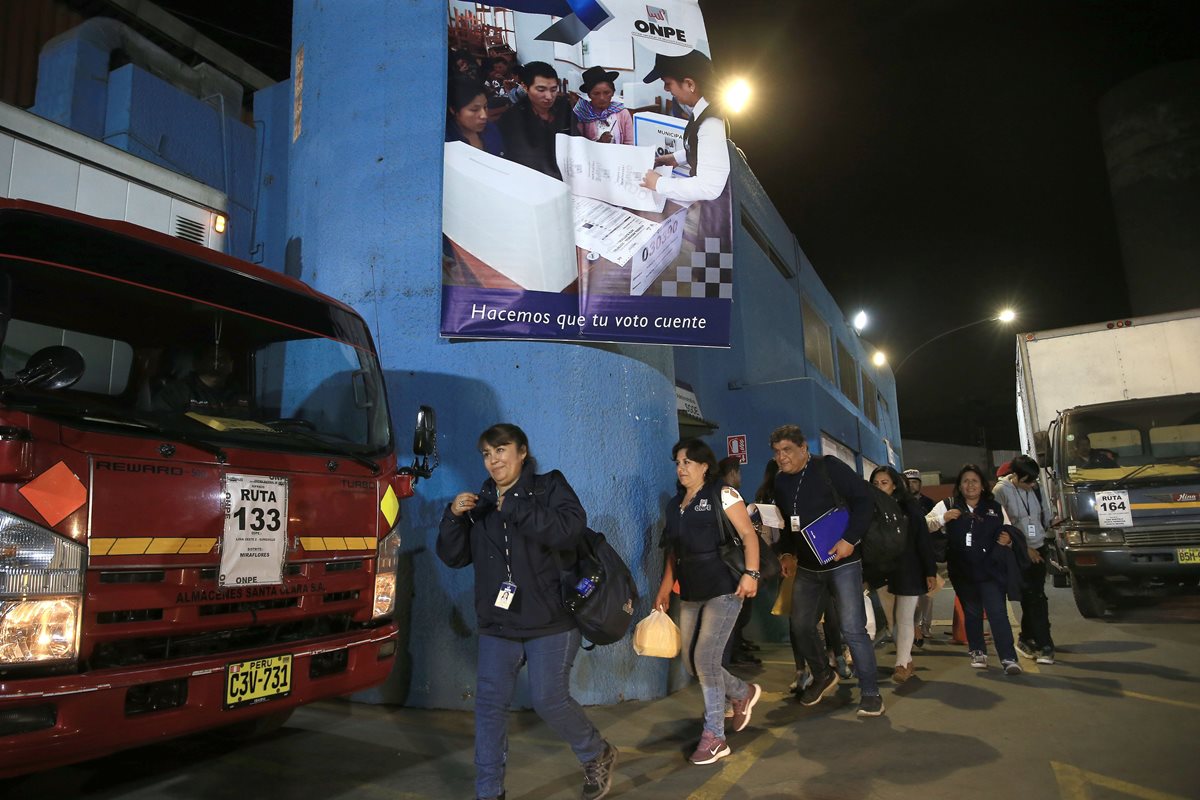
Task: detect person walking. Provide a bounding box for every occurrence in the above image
[994,455,1056,665]
[655,438,763,765]
[770,425,885,717]
[869,466,937,683]
[438,423,617,800]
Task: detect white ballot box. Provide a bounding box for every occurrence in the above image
[633,111,690,177]
[630,204,687,296]
[443,142,576,293]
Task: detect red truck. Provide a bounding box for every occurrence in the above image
[0,199,435,776]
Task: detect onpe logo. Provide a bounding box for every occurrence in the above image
[646,6,667,22]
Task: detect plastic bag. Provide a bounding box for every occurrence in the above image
[632,609,682,658]
[863,589,876,639]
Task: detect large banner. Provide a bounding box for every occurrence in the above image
[442,0,733,347]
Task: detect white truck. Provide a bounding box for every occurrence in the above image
[1016,310,1200,616]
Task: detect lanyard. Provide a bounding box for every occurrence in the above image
[788,461,811,515]
[1017,488,1031,517]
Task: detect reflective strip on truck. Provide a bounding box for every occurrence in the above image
[90,537,217,555]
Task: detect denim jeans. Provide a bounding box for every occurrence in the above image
[956,579,1017,661]
[679,593,751,738]
[788,585,843,670]
[1019,545,1054,649]
[791,561,879,696]
[475,629,604,798]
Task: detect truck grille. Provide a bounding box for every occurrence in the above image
[1123,530,1200,546]
[87,613,357,669]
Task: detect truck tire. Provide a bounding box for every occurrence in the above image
[1071,575,1107,618]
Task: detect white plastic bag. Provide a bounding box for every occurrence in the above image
[863,590,877,640]
[632,609,682,658]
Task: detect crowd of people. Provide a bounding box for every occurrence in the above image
[438,422,1056,800]
[445,45,729,208]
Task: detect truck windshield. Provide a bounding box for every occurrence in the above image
[0,251,391,457]
[1062,396,1200,484]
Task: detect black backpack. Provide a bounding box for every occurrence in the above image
[560,528,638,648]
[815,457,908,572]
[862,484,908,572]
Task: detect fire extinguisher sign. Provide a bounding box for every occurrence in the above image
[727,435,748,464]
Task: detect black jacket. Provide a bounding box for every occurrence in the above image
[884,495,938,595]
[498,95,576,179]
[437,463,585,639]
[943,496,1026,589]
[775,455,874,571]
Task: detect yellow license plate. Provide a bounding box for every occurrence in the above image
[1178,547,1200,565]
[225,654,292,708]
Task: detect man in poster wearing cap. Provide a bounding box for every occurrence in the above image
[639,50,732,253]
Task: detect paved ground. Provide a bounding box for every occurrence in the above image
[7,585,1199,799]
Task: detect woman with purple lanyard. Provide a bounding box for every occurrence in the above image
[573,66,635,144]
[654,438,762,766]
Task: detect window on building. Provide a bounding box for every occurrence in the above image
[740,211,794,280]
[861,371,878,425]
[801,297,834,382]
[820,432,857,471]
[836,340,859,406]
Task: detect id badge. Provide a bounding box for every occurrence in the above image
[965,533,973,548]
[791,515,801,532]
[1027,523,1037,538]
[494,581,517,609]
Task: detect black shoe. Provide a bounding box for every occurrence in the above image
[581,742,617,800]
[739,640,761,652]
[731,652,762,666]
[1015,639,1037,660]
[799,670,840,707]
[857,694,885,717]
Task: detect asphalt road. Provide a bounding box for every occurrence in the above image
[6,586,1198,799]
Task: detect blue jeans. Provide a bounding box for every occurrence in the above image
[956,579,1017,661]
[791,561,879,696]
[679,593,751,737]
[475,629,604,798]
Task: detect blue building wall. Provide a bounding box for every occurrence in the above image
[27,4,902,710]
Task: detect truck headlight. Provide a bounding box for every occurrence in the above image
[1064,531,1084,545]
[0,513,86,665]
[1085,529,1125,544]
[372,528,401,620]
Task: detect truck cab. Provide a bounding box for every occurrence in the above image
[0,200,435,776]
[1049,394,1200,616]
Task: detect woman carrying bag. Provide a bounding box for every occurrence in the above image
[654,438,762,766]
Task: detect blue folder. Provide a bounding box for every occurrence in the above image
[802,507,851,565]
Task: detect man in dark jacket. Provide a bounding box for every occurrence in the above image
[498,60,575,179]
[771,425,885,717]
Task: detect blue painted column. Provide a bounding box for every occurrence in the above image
[288,1,678,709]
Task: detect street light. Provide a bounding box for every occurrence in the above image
[722,79,752,113]
[853,310,869,332]
[872,351,887,367]
[893,309,1017,374]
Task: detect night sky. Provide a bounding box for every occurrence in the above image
[154,0,1200,449]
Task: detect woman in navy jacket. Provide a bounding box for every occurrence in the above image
[438,423,615,800]
[931,464,1023,675]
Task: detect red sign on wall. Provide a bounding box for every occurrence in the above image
[727,435,748,464]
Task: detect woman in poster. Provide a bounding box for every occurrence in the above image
[573,66,634,145]
[446,76,505,157]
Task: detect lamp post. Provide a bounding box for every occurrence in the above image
[893,309,1016,374]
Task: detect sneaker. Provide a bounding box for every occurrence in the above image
[729,683,761,732]
[1015,639,1037,660]
[969,650,987,669]
[857,693,886,717]
[892,662,913,684]
[688,731,731,765]
[1037,647,1055,665]
[581,743,618,800]
[1002,659,1023,676]
[799,670,840,707]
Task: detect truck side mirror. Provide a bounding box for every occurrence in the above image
[12,345,85,391]
[1033,430,1050,465]
[404,405,438,480]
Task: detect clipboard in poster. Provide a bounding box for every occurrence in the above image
[802,506,851,565]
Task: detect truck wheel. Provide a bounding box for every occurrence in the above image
[220,708,295,741]
[1071,575,1107,618]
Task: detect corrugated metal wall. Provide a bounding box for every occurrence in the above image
[1,0,84,108]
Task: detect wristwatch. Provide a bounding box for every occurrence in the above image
[743,569,761,581]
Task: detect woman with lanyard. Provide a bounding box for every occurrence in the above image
[927,464,1023,675]
[438,423,617,800]
[655,438,762,766]
[993,454,1056,665]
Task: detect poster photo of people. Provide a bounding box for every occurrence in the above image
[441,0,734,347]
